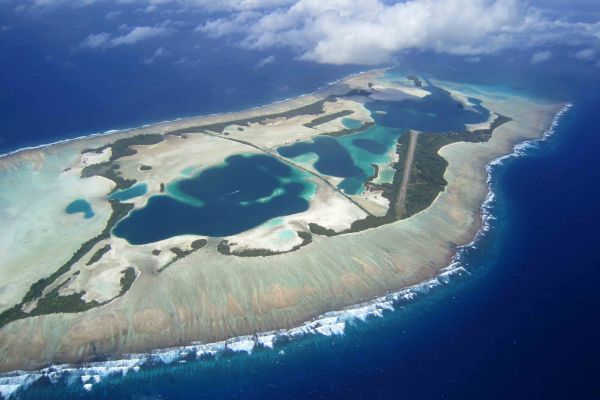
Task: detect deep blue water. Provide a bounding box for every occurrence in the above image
[2,2,600,397]
[25,83,600,400]
[366,81,489,132]
[113,154,313,244]
[278,136,363,178]
[0,2,361,155]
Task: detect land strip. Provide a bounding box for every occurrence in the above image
[395,130,418,219]
[199,131,374,217]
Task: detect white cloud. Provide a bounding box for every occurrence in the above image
[80,23,173,50]
[16,0,297,12]
[574,48,596,61]
[106,10,123,19]
[110,25,170,46]
[16,0,99,12]
[531,50,552,64]
[80,32,111,49]
[195,0,600,65]
[256,54,276,68]
[143,46,169,64]
[151,0,295,11]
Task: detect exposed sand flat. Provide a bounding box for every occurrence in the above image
[0,148,114,313]
[0,71,562,372]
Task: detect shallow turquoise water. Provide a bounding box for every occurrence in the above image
[108,183,147,202]
[278,80,489,195]
[342,117,363,129]
[277,125,403,195]
[65,199,94,219]
[112,154,315,244]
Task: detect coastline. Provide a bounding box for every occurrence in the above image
[0,72,565,383]
[0,101,573,397]
[0,69,379,161]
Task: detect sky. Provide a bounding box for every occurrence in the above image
[1,0,600,67]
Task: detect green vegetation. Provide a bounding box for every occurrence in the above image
[118,267,137,296]
[86,244,111,266]
[340,89,373,97]
[217,231,312,257]
[310,114,512,236]
[157,239,208,273]
[33,286,99,315]
[407,75,423,88]
[402,115,511,217]
[0,200,134,329]
[168,99,332,136]
[82,133,164,161]
[80,134,164,192]
[304,110,354,128]
[140,164,152,171]
[81,161,136,191]
[321,121,376,137]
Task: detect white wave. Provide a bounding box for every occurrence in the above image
[257,334,277,349]
[226,337,256,354]
[0,103,573,400]
[0,373,43,400]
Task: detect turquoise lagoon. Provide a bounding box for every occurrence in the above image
[65,199,94,219]
[278,80,490,194]
[113,154,316,245]
[109,183,148,202]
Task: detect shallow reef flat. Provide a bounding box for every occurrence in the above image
[0,70,562,372]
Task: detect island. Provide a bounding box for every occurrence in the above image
[0,69,563,374]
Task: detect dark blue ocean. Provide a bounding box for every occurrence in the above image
[2,3,600,399]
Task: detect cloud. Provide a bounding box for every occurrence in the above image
[106,10,123,19]
[531,50,552,64]
[255,54,276,68]
[15,0,99,13]
[574,48,597,61]
[110,25,170,46]
[80,23,173,50]
[80,32,111,49]
[15,0,296,13]
[147,0,296,12]
[195,0,600,65]
[143,46,169,64]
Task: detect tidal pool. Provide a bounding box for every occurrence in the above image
[65,199,94,219]
[342,117,363,130]
[113,154,315,244]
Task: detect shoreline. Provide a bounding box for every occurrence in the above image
[0,69,379,161]
[0,71,566,382]
[0,102,572,397]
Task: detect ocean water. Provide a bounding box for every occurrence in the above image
[5,70,600,399]
[2,4,600,397]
